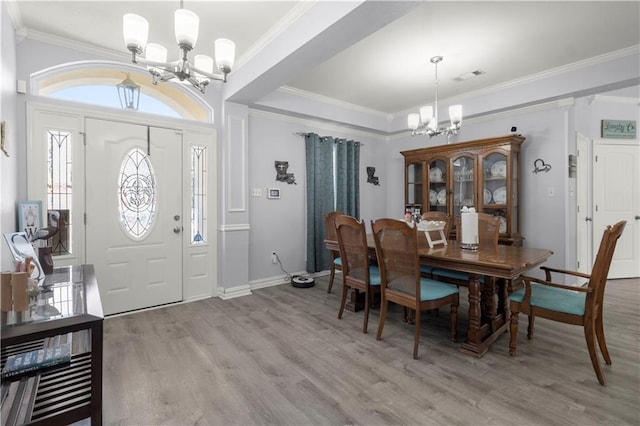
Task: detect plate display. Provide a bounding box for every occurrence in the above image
[437,189,447,205]
[493,187,507,204]
[429,190,438,205]
[490,160,507,177]
[484,188,492,205]
[429,167,443,182]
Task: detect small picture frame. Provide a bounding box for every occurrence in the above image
[17,200,43,241]
[267,188,281,199]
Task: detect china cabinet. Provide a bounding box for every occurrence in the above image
[401,134,526,245]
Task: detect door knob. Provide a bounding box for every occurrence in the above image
[635,215,640,220]
[585,217,592,222]
[173,226,181,234]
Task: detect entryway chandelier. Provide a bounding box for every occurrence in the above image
[122,1,235,94]
[408,56,463,137]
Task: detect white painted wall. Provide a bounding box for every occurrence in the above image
[1,2,19,270]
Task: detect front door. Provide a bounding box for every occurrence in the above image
[593,140,640,279]
[85,118,183,315]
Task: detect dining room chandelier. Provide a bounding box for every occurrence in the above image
[408,56,463,137]
[122,1,235,94]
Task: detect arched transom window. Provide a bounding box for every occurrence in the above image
[32,62,213,122]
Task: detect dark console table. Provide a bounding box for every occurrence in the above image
[1,265,103,425]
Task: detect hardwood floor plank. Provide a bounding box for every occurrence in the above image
[102,276,640,425]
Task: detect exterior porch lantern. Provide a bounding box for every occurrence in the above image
[117,73,141,110]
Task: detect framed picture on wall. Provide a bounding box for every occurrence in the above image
[17,200,43,241]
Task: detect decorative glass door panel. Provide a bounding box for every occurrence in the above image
[483,152,508,234]
[452,156,475,226]
[406,161,424,214]
[428,159,447,213]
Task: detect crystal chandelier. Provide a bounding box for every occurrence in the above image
[408,56,463,137]
[122,1,235,94]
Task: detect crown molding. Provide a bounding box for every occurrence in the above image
[234,1,316,70]
[278,86,392,120]
[397,45,640,116]
[249,108,388,142]
[23,28,130,62]
[587,94,640,105]
[387,97,577,142]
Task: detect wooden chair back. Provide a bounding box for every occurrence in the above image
[324,210,343,244]
[334,215,370,286]
[586,221,627,312]
[371,218,420,299]
[456,212,500,247]
[324,210,344,293]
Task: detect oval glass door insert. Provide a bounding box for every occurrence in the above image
[118,148,157,239]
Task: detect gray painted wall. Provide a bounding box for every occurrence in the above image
[1,2,19,271]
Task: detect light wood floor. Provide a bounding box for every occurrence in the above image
[102,275,640,425]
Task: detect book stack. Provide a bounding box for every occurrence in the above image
[2,343,71,378]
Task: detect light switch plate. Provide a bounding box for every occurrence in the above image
[251,188,262,197]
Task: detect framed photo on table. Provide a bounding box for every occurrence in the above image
[17,200,43,241]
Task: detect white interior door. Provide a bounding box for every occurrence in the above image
[576,133,591,277]
[85,118,183,315]
[593,140,640,279]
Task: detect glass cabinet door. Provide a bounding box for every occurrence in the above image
[452,155,475,227]
[428,159,447,213]
[482,152,508,234]
[406,161,424,215]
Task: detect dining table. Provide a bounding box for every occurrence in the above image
[325,235,553,357]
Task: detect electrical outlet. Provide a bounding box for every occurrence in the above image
[271,251,277,264]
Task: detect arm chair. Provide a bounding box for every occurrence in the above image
[335,215,381,333]
[324,210,344,294]
[418,211,451,277]
[371,218,459,359]
[431,213,500,286]
[508,221,627,386]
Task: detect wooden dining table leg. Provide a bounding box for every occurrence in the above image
[460,273,482,355]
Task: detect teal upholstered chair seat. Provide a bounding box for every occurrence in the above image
[510,284,585,316]
[333,257,342,266]
[419,278,459,301]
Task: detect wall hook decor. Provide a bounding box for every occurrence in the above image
[275,161,297,185]
[532,158,552,174]
[366,167,380,186]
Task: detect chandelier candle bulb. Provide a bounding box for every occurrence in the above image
[408,56,463,138]
[122,5,235,93]
[460,207,479,250]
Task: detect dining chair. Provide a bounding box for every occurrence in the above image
[508,221,626,386]
[335,215,381,333]
[324,210,344,294]
[430,212,500,286]
[371,218,459,359]
[418,211,451,277]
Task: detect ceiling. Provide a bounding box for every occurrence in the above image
[8,1,640,115]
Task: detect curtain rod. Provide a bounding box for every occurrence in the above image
[294,132,364,146]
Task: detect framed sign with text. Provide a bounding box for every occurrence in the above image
[601,119,636,139]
